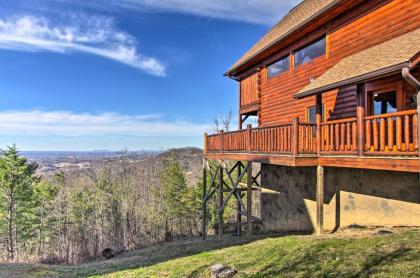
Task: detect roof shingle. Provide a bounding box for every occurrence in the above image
[294,28,420,99]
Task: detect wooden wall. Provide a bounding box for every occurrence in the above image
[240,72,259,108]
[253,0,420,126]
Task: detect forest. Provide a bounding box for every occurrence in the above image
[0,145,234,264]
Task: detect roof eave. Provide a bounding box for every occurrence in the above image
[225,0,345,77]
[293,62,410,99]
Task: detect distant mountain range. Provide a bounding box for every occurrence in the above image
[21,150,160,159]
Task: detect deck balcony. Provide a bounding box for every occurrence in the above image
[204,110,420,172]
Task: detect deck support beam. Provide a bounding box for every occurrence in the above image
[203,159,261,240]
[236,162,242,236]
[218,160,224,240]
[316,165,325,235]
[202,159,207,240]
[247,161,253,237]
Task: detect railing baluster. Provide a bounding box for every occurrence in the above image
[413,114,418,151]
[365,119,371,151]
[346,122,351,151]
[404,115,409,151]
[334,124,339,151]
[396,116,402,151]
[373,120,379,151]
[325,125,329,151]
[330,124,334,151]
[380,118,386,151]
[352,121,357,151]
[387,117,394,151]
[340,123,345,151]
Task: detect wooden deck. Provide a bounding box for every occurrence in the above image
[205,110,420,172]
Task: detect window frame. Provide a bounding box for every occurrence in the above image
[305,104,326,123]
[293,36,327,68]
[266,54,290,79]
[366,80,404,116]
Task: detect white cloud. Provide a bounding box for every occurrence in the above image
[0,110,210,137]
[108,0,300,25]
[0,15,166,76]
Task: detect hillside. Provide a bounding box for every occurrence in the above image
[1,227,419,277]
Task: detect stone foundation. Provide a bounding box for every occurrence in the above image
[260,164,420,232]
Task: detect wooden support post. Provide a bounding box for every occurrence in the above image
[203,132,207,155]
[236,162,242,236]
[417,90,420,176]
[316,165,324,235]
[220,130,224,153]
[239,114,243,130]
[218,161,224,240]
[292,117,300,156]
[316,94,322,156]
[356,84,365,156]
[202,159,207,240]
[247,124,252,152]
[247,161,253,237]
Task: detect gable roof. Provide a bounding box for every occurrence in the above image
[227,0,340,76]
[294,28,420,99]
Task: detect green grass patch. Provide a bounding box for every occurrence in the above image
[1,229,419,277]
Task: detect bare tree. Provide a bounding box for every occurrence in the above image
[222,111,232,132]
[213,111,232,133]
[213,116,220,133]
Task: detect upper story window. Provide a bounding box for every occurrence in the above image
[294,36,326,67]
[267,55,290,79]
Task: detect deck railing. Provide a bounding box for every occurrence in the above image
[251,123,293,153]
[205,110,419,158]
[299,122,317,154]
[364,110,418,156]
[321,118,357,155]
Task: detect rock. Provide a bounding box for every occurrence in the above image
[211,264,237,278]
[101,248,115,259]
[347,224,365,229]
[218,268,238,277]
[377,229,393,235]
[101,246,127,260]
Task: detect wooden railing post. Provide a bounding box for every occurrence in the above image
[220,130,224,153]
[292,117,299,156]
[316,94,322,156]
[356,84,365,156]
[417,90,420,158]
[247,124,252,152]
[203,132,208,154]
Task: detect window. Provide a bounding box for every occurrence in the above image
[294,36,326,67]
[267,55,290,78]
[307,106,317,124]
[307,105,325,136]
[307,105,325,123]
[371,91,397,115]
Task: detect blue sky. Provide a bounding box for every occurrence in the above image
[0,0,298,151]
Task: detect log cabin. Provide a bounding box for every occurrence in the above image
[202,0,420,238]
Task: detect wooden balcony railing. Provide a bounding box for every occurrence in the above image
[250,123,293,153]
[321,118,357,155]
[299,122,317,154]
[364,110,418,156]
[205,110,419,158]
